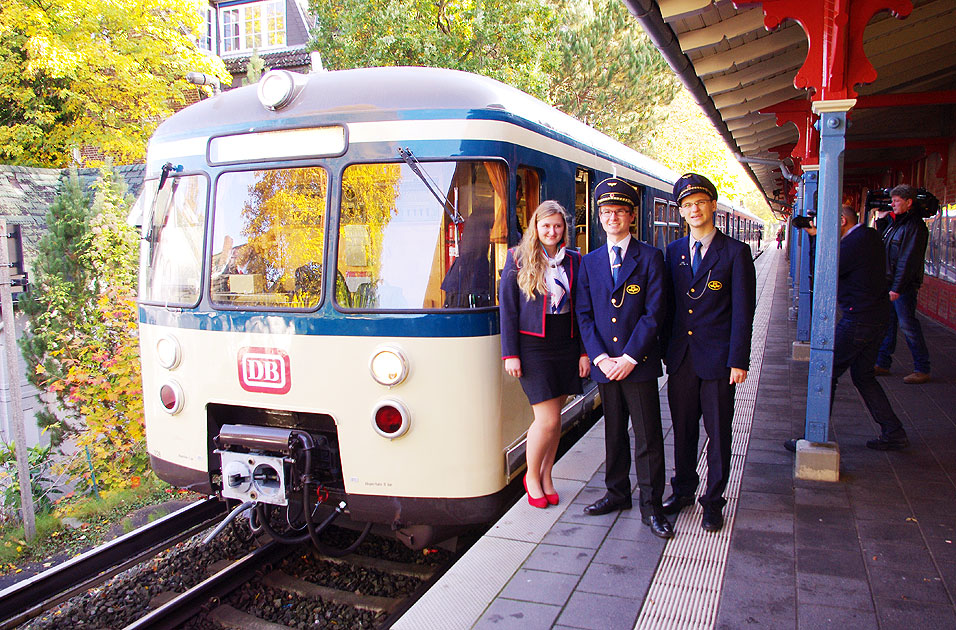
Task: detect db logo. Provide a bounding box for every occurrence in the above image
[238,347,291,394]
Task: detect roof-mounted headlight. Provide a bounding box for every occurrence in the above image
[257,70,307,111]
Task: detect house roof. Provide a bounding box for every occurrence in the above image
[223,47,312,76]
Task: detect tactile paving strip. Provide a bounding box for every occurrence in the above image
[635,248,778,630]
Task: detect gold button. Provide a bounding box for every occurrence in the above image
[688,330,693,336]
[611,317,617,323]
[612,336,618,342]
[611,299,617,305]
[690,288,695,293]
[688,309,693,314]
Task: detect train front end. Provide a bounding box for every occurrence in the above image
[137,68,534,549]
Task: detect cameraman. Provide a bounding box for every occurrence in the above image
[875,184,930,384]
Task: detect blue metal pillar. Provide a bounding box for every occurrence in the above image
[795,171,817,342]
[789,180,802,298]
[804,106,849,443]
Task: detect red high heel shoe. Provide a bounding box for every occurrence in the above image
[545,492,559,506]
[524,474,548,509]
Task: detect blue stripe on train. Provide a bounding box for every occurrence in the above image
[139,306,501,337]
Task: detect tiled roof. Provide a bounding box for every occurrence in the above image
[223,47,312,74]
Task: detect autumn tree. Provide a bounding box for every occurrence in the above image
[0,0,229,167]
[310,0,558,98]
[20,167,147,489]
[646,90,772,219]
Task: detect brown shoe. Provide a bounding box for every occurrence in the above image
[873,365,890,376]
[903,372,930,384]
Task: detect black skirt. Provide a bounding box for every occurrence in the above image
[517,313,583,405]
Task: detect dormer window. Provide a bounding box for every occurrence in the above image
[220,0,286,55]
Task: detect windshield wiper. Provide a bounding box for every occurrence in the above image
[398,147,462,225]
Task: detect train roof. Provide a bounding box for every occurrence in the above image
[152,66,678,185]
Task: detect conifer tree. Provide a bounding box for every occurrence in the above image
[18,168,95,445]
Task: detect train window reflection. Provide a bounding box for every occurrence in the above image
[139,175,207,306]
[336,161,508,310]
[210,166,328,309]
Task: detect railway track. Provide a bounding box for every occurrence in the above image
[8,504,454,630]
[0,498,226,630]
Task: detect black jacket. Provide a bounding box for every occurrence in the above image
[840,225,890,324]
[882,210,928,294]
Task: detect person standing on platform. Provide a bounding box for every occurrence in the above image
[875,184,931,384]
[785,206,909,452]
[575,178,673,539]
[661,173,756,533]
[499,201,590,509]
[776,227,785,249]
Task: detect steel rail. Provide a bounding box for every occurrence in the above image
[123,540,291,630]
[0,497,225,629]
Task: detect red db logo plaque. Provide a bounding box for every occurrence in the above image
[238,348,291,394]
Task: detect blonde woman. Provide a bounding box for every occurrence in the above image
[499,201,590,508]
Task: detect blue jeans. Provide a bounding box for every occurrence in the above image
[876,288,930,373]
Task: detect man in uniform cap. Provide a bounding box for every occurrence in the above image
[660,173,756,532]
[575,177,673,539]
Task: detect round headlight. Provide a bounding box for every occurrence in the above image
[257,70,297,110]
[156,335,182,370]
[371,399,410,439]
[369,345,408,387]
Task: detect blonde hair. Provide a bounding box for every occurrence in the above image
[515,201,571,300]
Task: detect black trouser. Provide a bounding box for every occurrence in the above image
[834,316,904,438]
[667,355,735,509]
[598,379,666,517]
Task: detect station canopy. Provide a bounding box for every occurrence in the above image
[625,0,956,211]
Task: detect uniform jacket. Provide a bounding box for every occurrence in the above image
[575,236,665,384]
[663,230,756,380]
[882,210,928,294]
[499,247,583,359]
[839,225,891,324]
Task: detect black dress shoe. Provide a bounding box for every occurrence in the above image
[641,514,674,539]
[583,495,631,516]
[784,438,799,453]
[701,507,724,532]
[661,493,694,515]
[866,435,909,451]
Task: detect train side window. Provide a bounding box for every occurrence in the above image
[210,166,328,309]
[139,174,207,307]
[516,166,541,234]
[653,198,668,248]
[575,169,591,253]
[335,160,508,310]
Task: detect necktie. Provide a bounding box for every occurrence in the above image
[691,241,702,275]
[611,246,622,284]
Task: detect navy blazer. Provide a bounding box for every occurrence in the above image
[663,230,756,380]
[499,247,583,359]
[839,225,890,324]
[575,236,666,383]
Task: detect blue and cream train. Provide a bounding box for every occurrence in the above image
[136,67,763,549]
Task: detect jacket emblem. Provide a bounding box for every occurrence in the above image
[626,284,641,294]
[708,280,723,291]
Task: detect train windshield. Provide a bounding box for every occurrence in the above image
[336,161,508,310]
[139,175,207,306]
[210,166,328,309]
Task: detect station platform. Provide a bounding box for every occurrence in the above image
[393,247,956,630]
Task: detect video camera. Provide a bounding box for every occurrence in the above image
[865,187,940,219]
[791,215,813,229]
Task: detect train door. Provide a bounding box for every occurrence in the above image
[575,169,591,253]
